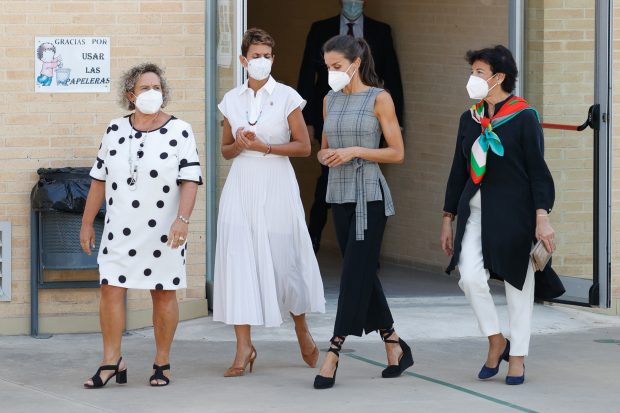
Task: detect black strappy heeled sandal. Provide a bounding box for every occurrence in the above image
[84,357,127,389]
[313,336,345,389]
[380,327,414,378]
[150,364,171,387]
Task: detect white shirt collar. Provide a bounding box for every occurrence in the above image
[238,75,277,96]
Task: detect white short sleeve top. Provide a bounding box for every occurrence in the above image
[217,76,306,149]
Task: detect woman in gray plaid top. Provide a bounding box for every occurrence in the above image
[313,35,411,390]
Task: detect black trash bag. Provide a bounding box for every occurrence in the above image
[31,167,105,217]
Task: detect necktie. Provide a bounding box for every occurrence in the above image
[347,22,355,37]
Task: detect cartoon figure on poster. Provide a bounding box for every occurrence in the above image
[36,42,70,86]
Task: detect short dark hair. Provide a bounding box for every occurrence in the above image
[37,43,55,60]
[241,28,275,56]
[465,45,517,93]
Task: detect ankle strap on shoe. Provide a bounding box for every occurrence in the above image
[328,336,345,356]
[379,327,398,344]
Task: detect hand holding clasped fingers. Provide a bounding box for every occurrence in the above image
[536,217,556,253]
[235,127,252,149]
[80,223,96,255]
[323,147,358,167]
[167,219,188,249]
[440,220,454,257]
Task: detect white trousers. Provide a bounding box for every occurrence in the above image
[458,190,535,356]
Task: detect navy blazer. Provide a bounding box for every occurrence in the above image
[297,15,404,140]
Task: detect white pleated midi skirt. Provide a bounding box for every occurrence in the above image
[213,152,325,327]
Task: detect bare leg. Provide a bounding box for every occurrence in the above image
[485,333,508,367]
[225,325,255,373]
[150,289,179,385]
[380,329,404,365]
[508,356,525,376]
[317,336,345,378]
[292,313,319,367]
[84,285,127,386]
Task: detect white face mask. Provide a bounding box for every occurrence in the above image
[134,89,163,114]
[245,57,272,81]
[466,74,499,100]
[328,63,357,92]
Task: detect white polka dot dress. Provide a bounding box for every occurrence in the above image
[90,115,202,290]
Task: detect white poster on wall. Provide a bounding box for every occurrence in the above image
[34,36,111,93]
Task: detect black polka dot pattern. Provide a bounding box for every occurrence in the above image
[118,137,125,144]
[123,228,131,236]
[132,200,140,208]
[155,283,164,290]
[129,249,136,257]
[160,152,168,159]
[180,158,188,166]
[153,250,161,258]
[160,235,168,243]
[169,139,177,147]
[108,197,113,206]
[148,219,156,227]
[101,278,109,285]
[160,128,168,134]
[144,268,152,276]
[119,275,126,283]
[112,182,118,190]
[182,130,189,138]
[103,247,108,254]
[108,232,114,240]
[163,185,170,193]
[156,200,164,208]
[135,131,142,139]
[173,277,180,285]
[109,150,117,156]
[150,170,158,178]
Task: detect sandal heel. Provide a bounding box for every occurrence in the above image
[116,369,127,384]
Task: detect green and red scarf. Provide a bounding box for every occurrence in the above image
[469,96,539,184]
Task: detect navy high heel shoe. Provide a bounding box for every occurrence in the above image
[478,339,510,380]
[506,364,525,385]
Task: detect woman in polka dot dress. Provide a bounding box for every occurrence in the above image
[80,63,202,388]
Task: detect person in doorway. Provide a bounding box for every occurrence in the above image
[298,0,404,253]
[440,46,556,385]
[213,28,326,377]
[313,35,409,390]
[80,62,202,388]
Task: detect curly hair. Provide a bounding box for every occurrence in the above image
[118,62,170,110]
[37,43,56,60]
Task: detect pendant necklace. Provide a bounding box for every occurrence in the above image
[128,111,160,191]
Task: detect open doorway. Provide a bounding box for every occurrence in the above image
[242,0,612,307]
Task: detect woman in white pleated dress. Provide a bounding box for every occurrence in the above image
[213,28,325,377]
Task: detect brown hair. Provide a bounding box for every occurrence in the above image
[241,27,275,56]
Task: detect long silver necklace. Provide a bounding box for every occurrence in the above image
[128,112,160,191]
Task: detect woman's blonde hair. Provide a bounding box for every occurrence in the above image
[118,62,170,110]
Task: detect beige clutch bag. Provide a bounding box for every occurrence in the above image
[530,240,552,272]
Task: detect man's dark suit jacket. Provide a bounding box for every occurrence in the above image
[297,14,404,140]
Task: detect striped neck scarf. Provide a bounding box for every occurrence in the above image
[469,96,539,184]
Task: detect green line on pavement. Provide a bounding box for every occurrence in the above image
[346,353,539,413]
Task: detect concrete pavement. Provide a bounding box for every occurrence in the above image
[2,249,620,412]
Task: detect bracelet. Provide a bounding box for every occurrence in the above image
[442,212,455,221]
[177,215,190,224]
[536,214,548,217]
[263,143,272,156]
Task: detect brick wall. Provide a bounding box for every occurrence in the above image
[0,0,207,334]
[524,0,596,280]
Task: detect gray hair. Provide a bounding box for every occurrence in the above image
[118,62,170,110]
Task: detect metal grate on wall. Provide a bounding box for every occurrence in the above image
[0,221,11,301]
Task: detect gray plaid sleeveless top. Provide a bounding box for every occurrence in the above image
[324,87,395,240]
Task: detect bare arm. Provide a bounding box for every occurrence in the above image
[168,181,199,249]
[322,91,404,167]
[220,117,243,160]
[80,179,105,255]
